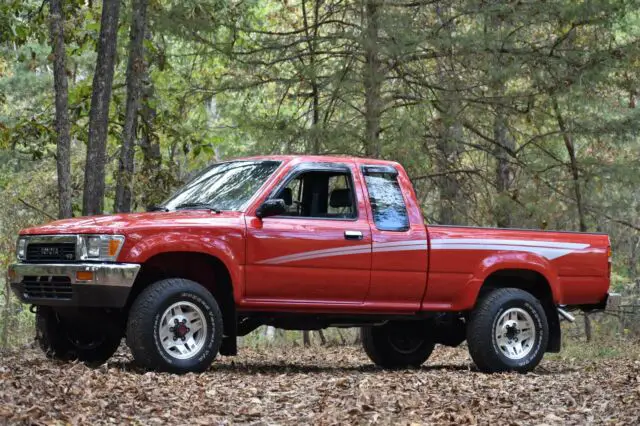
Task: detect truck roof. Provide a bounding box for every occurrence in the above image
[234,154,400,167]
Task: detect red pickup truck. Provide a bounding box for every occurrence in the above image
[9,155,617,373]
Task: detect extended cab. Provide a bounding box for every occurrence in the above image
[9,156,618,373]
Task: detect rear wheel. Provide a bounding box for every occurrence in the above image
[36,307,122,367]
[467,288,548,373]
[361,321,435,369]
[126,278,223,373]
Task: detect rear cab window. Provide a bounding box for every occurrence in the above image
[362,165,410,231]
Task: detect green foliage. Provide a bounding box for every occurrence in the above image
[0,150,61,349]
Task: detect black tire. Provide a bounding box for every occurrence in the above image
[36,307,122,367]
[467,288,548,373]
[361,321,435,369]
[126,278,223,373]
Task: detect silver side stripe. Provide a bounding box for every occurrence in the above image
[256,238,589,264]
[256,240,424,265]
[372,240,427,253]
[257,245,371,265]
[430,238,590,260]
[372,245,428,253]
[373,240,427,248]
[430,238,589,250]
[431,244,584,260]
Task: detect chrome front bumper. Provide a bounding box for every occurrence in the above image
[8,263,140,308]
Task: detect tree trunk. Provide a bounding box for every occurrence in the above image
[435,118,463,225]
[363,0,382,158]
[553,98,587,232]
[494,104,515,228]
[353,330,361,344]
[83,0,121,215]
[1,281,10,349]
[302,331,311,347]
[139,112,161,209]
[139,67,162,209]
[485,6,515,229]
[49,0,72,219]
[629,236,640,281]
[317,330,327,345]
[434,3,463,225]
[114,0,148,213]
[265,326,276,341]
[310,81,320,154]
[302,0,321,154]
[583,313,592,342]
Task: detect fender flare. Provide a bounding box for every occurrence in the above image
[458,252,561,310]
[122,232,243,301]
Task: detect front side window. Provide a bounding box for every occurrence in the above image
[274,169,357,219]
[162,160,281,211]
[363,169,409,231]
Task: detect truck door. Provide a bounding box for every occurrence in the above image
[244,162,372,305]
[360,165,429,311]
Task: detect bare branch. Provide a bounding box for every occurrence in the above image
[17,198,57,221]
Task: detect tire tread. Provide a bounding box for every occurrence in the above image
[361,324,435,369]
[467,288,548,373]
[36,306,121,366]
[126,278,223,373]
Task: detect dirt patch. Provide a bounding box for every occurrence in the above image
[1,345,639,425]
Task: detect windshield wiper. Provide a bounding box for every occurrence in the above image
[148,205,169,212]
[173,202,221,213]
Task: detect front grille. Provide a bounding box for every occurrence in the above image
[22,276,73,300]
[26,243,76,262]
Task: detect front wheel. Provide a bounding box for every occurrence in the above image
[361,321,435,369]
[467,288,548,373]
[36,307,122,367]
[126,278,223,373]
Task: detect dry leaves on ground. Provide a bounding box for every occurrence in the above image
[1,344,640,425]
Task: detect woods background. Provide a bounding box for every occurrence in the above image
[1,0,640,349]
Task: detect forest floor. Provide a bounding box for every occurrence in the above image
[1,342,640,425]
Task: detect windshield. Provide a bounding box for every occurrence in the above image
[161,160,281,211]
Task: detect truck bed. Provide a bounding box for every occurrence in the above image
[423,225,610,309]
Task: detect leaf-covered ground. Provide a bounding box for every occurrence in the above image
[1,344,639,425]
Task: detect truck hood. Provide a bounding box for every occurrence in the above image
[20,210,244,235]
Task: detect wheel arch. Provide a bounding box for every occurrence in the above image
[479,268,554,304]
[121,231,243,296]
[126,251,237,348]
[476,268,561,353]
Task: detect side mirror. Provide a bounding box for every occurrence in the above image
[256,199,287,219]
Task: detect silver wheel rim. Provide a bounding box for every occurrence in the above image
[158,301,208,360]
[494,307,536,360]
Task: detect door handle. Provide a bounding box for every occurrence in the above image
[344,230,363,240]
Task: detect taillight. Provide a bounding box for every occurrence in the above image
[607,245,612,280]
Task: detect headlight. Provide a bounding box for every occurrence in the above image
[16,237,27,260]
[79,235,125,261]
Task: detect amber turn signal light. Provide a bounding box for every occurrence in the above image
[108,239,121,257]
[76,271,94,281]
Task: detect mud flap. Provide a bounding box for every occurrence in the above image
[219,336,237,356]
[546,304,561,353]
[429,315,467,347]
[220,304,237,356]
